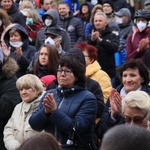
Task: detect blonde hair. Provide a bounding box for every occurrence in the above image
[16,74,44,94]
[19,1,34,10]
[122,91,150,113]
[26,9,41,23]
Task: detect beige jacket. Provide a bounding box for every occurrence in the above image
[3,92,45,150]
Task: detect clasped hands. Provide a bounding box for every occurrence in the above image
[109,88,122,118]
[138,37,150,52]
[43,93,57,115]
[91,30,102,42]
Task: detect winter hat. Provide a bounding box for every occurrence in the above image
[102,0,113,9]
[65,48,86,66]
[40,75,56,87]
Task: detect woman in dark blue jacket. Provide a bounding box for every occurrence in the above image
[29,55,97,149]
[3,23,36,77]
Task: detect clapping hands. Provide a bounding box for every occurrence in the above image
[43,93,57,115]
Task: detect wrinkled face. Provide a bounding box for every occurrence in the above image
[9,31,22,42]
[58,4,69,17]
[94,14,107,31]
[39,47,49,66]
[102,3,113,14]
[57,66,77,88]
[42,0,51,11]
[1,0,12,11]
[81,5,89,14]
[123,107,147,127]
[19,87,38,103]
[122,68,144,93]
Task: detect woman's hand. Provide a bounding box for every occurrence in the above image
[15,47,23,58]
[1,41,11,57]
[138,37,150,52]
[43,93,57,115]
[109,88,122,117]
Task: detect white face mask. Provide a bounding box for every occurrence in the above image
[44,37,55,45]
[45,19,52,27]
[112,31,119,36]
[136,21,147,32]
[115,16,123,24]
[9,41,23,48]
[0,20,2,26]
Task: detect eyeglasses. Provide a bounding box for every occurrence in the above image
[57,68,72,75]
[124,113,147,124]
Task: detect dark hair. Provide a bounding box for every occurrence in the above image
[75,42,98,61]
[34,44,60,77]
[58,55,86,87]
[16,132,61,150]
[101,124,150,150]
[118,59,149,85]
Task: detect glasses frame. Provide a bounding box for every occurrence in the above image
[57,68,72,76]
[124,113,147,124]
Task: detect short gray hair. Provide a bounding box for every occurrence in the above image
[94,12,108,22]
[122,91,150,113]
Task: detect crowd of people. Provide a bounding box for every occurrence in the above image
[0,0,150,150]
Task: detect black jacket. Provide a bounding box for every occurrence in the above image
[0,58,21,149]
[87,25,119,78]
[58,12,84,48]
[7,3,26,27]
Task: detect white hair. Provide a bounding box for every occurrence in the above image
[122,91,150,113]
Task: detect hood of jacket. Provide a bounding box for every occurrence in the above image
[7,2,18,15]
[80,2,93,18]
[42,9,59,27]
[1,57,19,79]
[3,23,29,50]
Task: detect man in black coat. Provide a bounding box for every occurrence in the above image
[87,12,119,80]
[0,0,26,26]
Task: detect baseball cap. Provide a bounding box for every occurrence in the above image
[115,8,131,18]
[145,0,150,5]
[45,27,63,37]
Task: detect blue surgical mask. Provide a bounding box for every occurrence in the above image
[26,18,33,25]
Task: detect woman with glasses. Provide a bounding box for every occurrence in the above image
[96,59,150,140]
[29,56,97,150]
[122,91,150,127]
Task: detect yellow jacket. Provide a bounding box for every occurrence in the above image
[86,61,112,103]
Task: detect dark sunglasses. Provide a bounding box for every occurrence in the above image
[124,113,147,124]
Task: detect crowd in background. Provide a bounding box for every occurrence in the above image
[0,0,150,150]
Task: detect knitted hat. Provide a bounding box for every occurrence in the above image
[102,0,113,9]
[40,75,56,87]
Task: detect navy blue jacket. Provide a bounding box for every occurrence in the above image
[29,85,97,147]
[3,24,36,78]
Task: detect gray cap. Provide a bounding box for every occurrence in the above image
[115,8,131,18]
[145,0,150,5]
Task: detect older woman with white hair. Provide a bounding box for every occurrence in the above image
[122,91,150,128]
